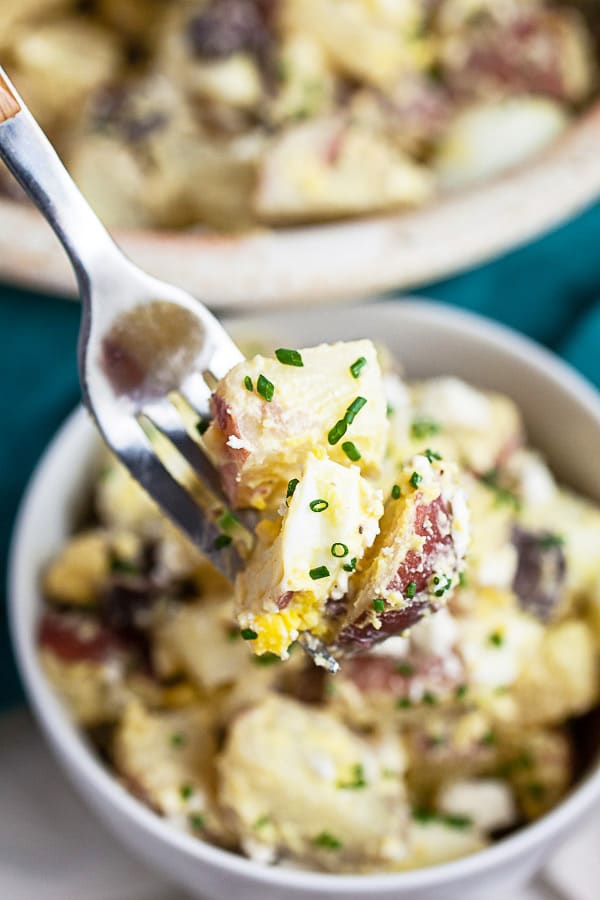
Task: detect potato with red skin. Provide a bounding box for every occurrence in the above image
[331,454,469,654]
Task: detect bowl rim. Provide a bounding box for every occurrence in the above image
[8,299,600,893]
[1,102,599,309]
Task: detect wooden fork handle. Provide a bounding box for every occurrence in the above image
[0,72,20,123]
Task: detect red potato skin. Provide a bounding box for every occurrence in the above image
[340,651,464,699]
[447,10,589,103]
[38,612,126,664]
[334,493,456,652]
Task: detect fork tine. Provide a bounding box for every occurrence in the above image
[115,423,242,580]
[142,396,232,510]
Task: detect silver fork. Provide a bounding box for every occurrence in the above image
[0,67,339,671]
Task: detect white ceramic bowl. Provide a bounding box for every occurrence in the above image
[9,301,600,900]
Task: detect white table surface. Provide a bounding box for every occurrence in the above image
[1,709,598,900]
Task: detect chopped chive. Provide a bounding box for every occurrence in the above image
[423,691,437,705]
[171,733,185,747]
[455,684,468,699]
[386,403,395,418]
[444,814,473,830]
[528,783,546,801]
[227,626,240,641]
[241,628,258,640]
[257,374,274,402]
[373,598,386,612]
[406,581,417,600]
[331,542,349,558]
[396,661,414,676]
[309,498,329,512]
[413,806,436,824]
[244,375,253,392]
[313,832,342,850]
[275,348,304,367]
[342,440,361,461]
[338,763,367,790]
[458,571,468,588]
[350,356,367,379]
[310,565,330,580]
[540,533,564,549]
[218,510,239,532]
[254,815,271,829]
[343,556,357,572]
[286,478,299,499]
[189,813,205,830]
[328,419,347,445]
[424,448,442,462]
[196,417,210,436]
[411,418,441,439]
[481,730,496,746]
[409,471,423,489]
[180,784,194,801]
[433,575,452,597]
[110,557,138,575]
[480,469,520,510]
[396,697,412,709]
[345,396,367,424]
[253,652,281,666]
[488,630,504,647]
[391,484,401,500]
[214,534,232,549]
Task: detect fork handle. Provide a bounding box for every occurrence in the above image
[0,66,120,292]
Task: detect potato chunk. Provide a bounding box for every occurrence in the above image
[236,453,383,658]
[205,341,388,509]
[218,695,408,871]
[333,454,469,651]
[113,702,228,841]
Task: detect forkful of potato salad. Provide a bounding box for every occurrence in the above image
[203,340,470,671]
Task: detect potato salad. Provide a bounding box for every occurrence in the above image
[2,0,598,229]
[39,339,600,873]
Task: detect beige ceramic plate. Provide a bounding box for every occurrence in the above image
[2,103,600,310]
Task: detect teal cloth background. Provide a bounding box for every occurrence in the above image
[2,201,600,710]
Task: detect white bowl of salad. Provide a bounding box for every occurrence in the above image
[9,300,600,900]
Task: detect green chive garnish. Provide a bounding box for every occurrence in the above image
[331,542,349,558]
[345,396,367,424]
[540,533,564,549]
[189,813,205,830]
[458,571,468,587]
[489,630,504,647]
[244,375,253,392]
[275,348,303,367]
[409,471,422,489]
[424,448,442,462]
[391,484,401,500]
[180,784,194,801]
[257,374,274,402]
[350,357,367,379]
[328,419,347,445]
[432,575,452,597]
[455,684,468,699]
[310,498,328,512]
[171,733,185,747]
[343,556,357,572]
[218,510,239,532]
[313,832,342,850]
[215,534,232,549]
[396,697,412,709]
[423,692,437,705]
[373,598,385,612]
[241,628,258,640]
[286,478,299,499]
[196,418,210,436]
[254,815,271,829]
[342,441,361,461]
[411,418,441,439]
[338,763,367,790]
[396,662,414,676]
[310,565,330,580]
[406,581,417,599]
[253,652,281,666]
